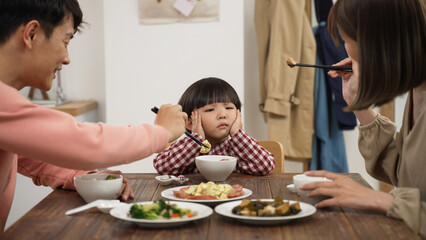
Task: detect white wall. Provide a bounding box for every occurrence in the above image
[62,0,106,121]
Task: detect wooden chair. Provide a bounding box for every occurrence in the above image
[285,157,310,172]
[258,140,284,173]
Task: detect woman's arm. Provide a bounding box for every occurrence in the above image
[354,108,378,126]
[387,188,426,238]
[302,171,394,212]
[303,171,426,238]
[330,57,399,183]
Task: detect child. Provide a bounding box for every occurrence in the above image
[154,77,275,176]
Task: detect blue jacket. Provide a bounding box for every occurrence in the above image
[310,53,348,172]
[314,0,356,130]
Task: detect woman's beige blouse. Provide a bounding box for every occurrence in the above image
[358,92,426,238]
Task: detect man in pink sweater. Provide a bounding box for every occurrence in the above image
[0,0,187,231]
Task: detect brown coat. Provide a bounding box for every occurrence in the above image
[254,0,316,159]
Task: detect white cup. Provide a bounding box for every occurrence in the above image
[293,174,332,205]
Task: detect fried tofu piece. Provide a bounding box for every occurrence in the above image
[275,202,290,215]
[258,205,276,216]
[239,199,252,208]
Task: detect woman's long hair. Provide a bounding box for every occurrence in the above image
[328,0,426,111]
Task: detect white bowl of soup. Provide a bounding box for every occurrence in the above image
[195,155,237,181]
[74,173,123,203]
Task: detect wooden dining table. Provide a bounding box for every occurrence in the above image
[2,173,419,240]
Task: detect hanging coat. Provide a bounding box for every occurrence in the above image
[255,0,316,159]
[310,48,348,172]
[314,0,357,130]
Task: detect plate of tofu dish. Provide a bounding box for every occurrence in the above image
[161,181,252,205]
[214,197,316,225]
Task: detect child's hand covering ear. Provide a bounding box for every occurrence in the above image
[230,110,242,136]
[191,111,205,139]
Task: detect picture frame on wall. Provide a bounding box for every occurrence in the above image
[138,0,220,25]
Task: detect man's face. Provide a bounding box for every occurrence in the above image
[28,15,74,91]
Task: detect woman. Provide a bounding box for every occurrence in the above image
[300,0,426,237]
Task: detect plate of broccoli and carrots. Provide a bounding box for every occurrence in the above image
[109,200,213,227]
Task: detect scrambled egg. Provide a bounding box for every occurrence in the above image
[184,181,234,199]
[200,140,211,153]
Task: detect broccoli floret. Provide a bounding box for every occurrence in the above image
[129,204,145,219]
[143,211,163,220]
[129,200,191,220]
[105,175,117,180]
[156,199,167,210]
[129,203,163,220]
[142,203,159,212]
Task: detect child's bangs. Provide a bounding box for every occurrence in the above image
[194,88,232,109]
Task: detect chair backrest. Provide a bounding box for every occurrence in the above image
[258,140,284,173]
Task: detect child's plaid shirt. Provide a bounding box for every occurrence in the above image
[153,129,275,175]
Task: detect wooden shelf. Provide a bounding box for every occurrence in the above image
[50,100,98,116]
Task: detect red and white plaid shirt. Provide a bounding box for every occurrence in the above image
[153,129,275,175]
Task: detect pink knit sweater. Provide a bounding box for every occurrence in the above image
[0,81,169,231]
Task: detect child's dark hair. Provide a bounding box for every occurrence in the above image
[178,77,242,117]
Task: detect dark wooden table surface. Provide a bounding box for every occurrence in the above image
[2,173,419,240]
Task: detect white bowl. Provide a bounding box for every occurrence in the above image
[293,174,332,205]
[195,155,237,181]
[74,173,123,203]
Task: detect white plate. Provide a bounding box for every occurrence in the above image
[161,186,252,206]
[110,201,213,228]
[214,199,316,225]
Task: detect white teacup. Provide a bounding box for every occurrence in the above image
[293,174,332,205]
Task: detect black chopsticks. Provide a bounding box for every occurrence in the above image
[151,107,209,148]
[286,58,352,72]
[288,63,353,72]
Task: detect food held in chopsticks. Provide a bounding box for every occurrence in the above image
[286,57,352,72]
[173,181,244,200]
[232,197,301,217]
[200,140,211,153]
[128,199,196,220]
[286,57,297,68]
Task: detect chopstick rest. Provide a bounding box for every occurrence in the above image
[286,57,352,72]
[150,106,210,149]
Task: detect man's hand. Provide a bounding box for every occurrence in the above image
[155,104,188,142]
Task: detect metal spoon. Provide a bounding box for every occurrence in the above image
[170,175,189,184]
[155,175,189,185]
